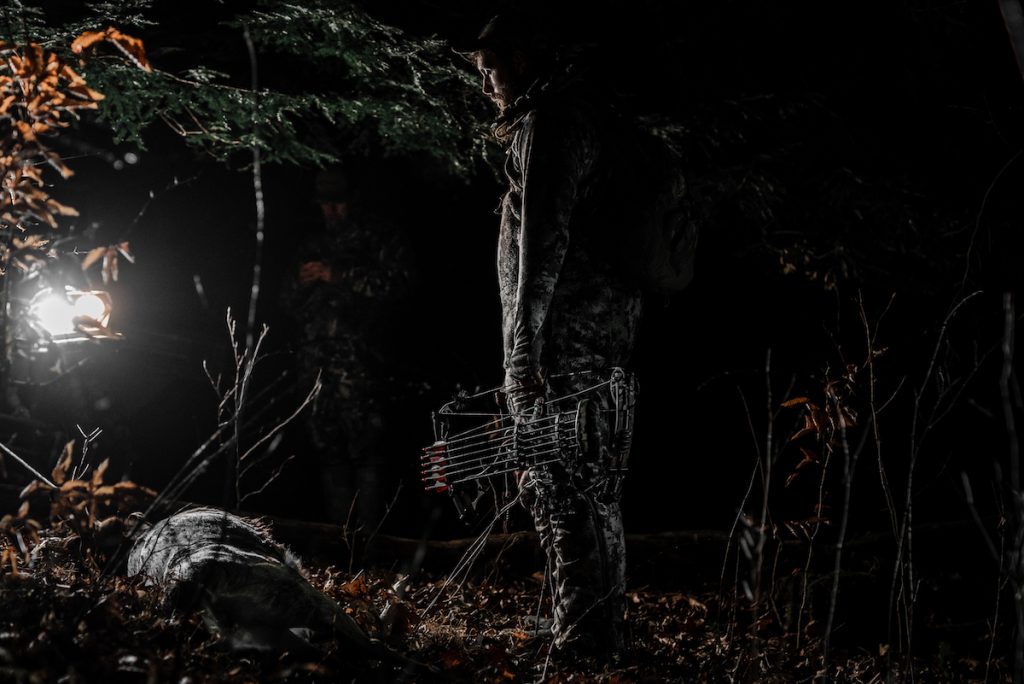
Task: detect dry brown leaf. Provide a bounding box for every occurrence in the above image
[19,480,52,499]
[45,198,78,217]
[14,120,35,142]
[439,649,463,669]
[839,405,858,429]
[81,246,106,271]
[808,403,825,432]
[93,485,116,499]
[91,458,109,487]
[112,481,156,497]
[686,596,707,611]
[12,234,48,250]
[66,83,104,102]
[790,415,817,441]
[104,29,152,72]
[52,442,74,485]
[71,28,151,72]
[340,574,368,597]
[795,447,818,470]
[45,150,73,179]
[1,547,18,575]
[102,249,118,283]
[70,31,107,55]
[116,241,134,263]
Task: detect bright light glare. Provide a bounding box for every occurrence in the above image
[73,293,106,322]
[31,291,111,337]
[33,294,76,335]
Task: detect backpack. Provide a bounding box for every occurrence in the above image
[598,122,698,294]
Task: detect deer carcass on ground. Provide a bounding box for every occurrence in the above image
[127,506,374,654]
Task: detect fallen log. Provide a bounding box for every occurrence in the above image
[259,514,733,586]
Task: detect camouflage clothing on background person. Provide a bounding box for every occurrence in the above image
[467,14,643,658]
[285,194,412,529]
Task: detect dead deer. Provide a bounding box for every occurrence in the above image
[126,506,420,669]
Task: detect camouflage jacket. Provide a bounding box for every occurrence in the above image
[285,215,412,387]
[497,85,643,383]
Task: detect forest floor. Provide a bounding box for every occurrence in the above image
[0,523,1010,684]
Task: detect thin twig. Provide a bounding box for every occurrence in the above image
[999,292,1024,682]
[748,349,775,663]
[718,385,761,620]
[962,472,1000,564]
[1002,292,1019,496]
[365,482,404,552]
[986,536,1007,684]
[860,293,899,537]
[239,371,320,464]
[795,431,833,653]
[240,454,296,504]
[823,392,871,665]
[420,490,524,620]
[242,22,265,351]
[888,290,981,674]
[959,150,1020,293]
[0,440,54,488]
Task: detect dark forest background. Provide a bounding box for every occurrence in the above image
[16,0,1019,522]
[1,0,1024,678]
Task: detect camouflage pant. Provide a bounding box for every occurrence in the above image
[305,381,387,529]
[518,376,627,655]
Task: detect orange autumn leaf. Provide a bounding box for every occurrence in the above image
[72,27,151,72]
[45,198,78,217]
[81,246,107,271]
[340,573,369,597]
[70,31,107,55]
[791,414,817,441]
[91,459,109,487]
[52,441,74,485]
[795,447,819,470]
[106,29,151,72]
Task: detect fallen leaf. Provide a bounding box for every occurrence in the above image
[340,573,368,597]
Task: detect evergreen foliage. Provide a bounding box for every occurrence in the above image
[0,0,1007,293]
[0,0,489,172]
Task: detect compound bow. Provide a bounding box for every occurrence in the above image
[420,368,637,519]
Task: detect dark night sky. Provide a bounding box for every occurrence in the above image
[6,0,1024,544]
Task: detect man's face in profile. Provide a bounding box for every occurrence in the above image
[474,49,523,111]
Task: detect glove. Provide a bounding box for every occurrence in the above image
[298,260,333,286]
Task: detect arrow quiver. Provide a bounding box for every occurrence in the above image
[420,368,637,520]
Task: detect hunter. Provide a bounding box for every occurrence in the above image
[460,13,644,659]
[285,167,413,530]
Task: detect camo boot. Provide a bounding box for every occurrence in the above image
[520,464,626,657]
